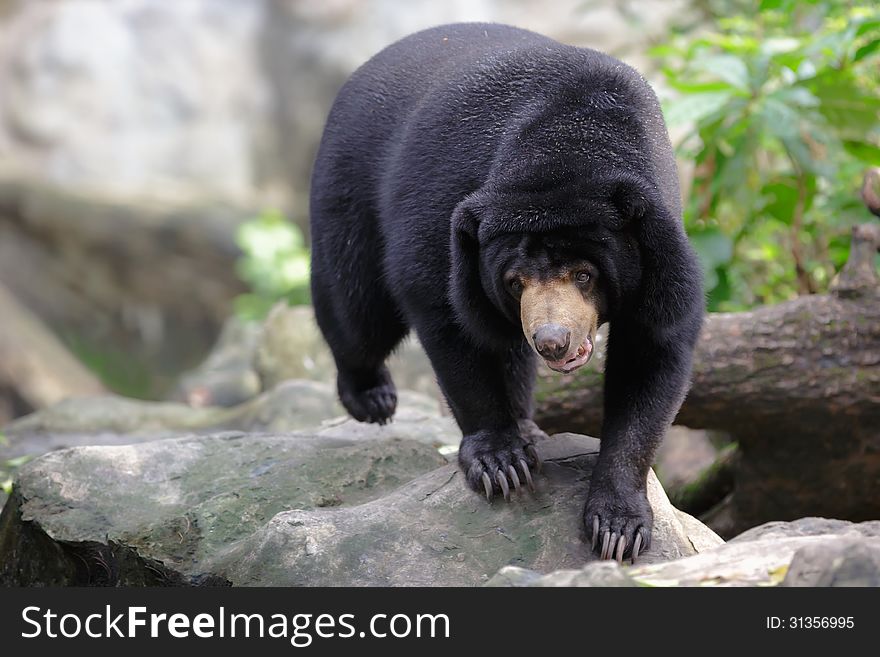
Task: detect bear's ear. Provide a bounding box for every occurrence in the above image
[449,191,514,345]
[608,173,651,229]
[451,192,482,241]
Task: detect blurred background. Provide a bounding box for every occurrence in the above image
[0,0,877,418]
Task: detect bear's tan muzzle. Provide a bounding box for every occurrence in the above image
[520,278,598,373]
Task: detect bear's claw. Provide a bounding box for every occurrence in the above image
[481,472,493,501]
[587,511,649,565]
[506,465,521,492]
[585,484,652,565]
[592,520,639,564]
[496,470,511,500]
[518,459,535,491]
[459,428,541,502]
[526,444,542,473]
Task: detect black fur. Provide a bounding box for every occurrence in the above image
[310,23,704,559]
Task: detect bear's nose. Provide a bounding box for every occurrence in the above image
[533,324,571,361]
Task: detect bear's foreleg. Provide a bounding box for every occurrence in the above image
[415,319,542,501]
[584,318,698,563]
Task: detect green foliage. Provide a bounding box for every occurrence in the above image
[1,451,31,496]
[655,0,880,310]
[234,210,311,320]
[0,433,9,494]
[1,433,25,496]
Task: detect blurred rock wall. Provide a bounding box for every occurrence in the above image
[0,0,683,218]
[0,0,271,204]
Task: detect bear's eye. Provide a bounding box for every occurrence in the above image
[575,271,591,285]
[506,277,524,296]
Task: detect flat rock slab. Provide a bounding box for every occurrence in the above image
[0,432,718,586]
[0,433,447,586]
[488,517,880,587]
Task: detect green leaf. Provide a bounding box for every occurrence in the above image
[843,140,880,165]
[855,20,880,38]
[780,135,835,177]
[808,73,880,139]
[702,33,761,55]
[772,86,820,108]
[663,90,736,127]
[689,228,734,270]
[233,294,278,322]
[4,455,32,469]
[688,227,735,310]
[761,176,815,224]
[758,97,802,140]
[759,0,783,10]
[854,39,880,62]
[664,78,736,94]
[827,234,853,268]
[706,267,732,311]
[650,2,880,311]
[648,44,679,58]
[694,54,751,91]
[762,179,799,225]
[233,209,311,320]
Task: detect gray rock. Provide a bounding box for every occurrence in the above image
[0,432,716,586]
[0,432,447,586]
[0,380,450,462]
[255,303,443,404]
[1,0,684,212]
[653,426,719,491]
[171,317,263,407]
[172,303,445,409]
[673,505,727,553]
[783,539,880,587]
[253,304,337,388]
[202,434,715,586]
[313,407,460,450]
[486,562,636,587]
[0,0,273,205]
[625,518,880,586]
[731,517,880,541]
[487,518,880,587]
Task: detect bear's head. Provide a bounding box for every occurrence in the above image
[449,173,674,370]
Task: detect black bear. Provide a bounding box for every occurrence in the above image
[310,23,703,563]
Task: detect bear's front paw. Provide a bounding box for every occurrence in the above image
[458,429,541,502]
[583,485,652,564]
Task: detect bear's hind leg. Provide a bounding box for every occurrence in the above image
[327,313,406,425]
[312,271,407,425]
